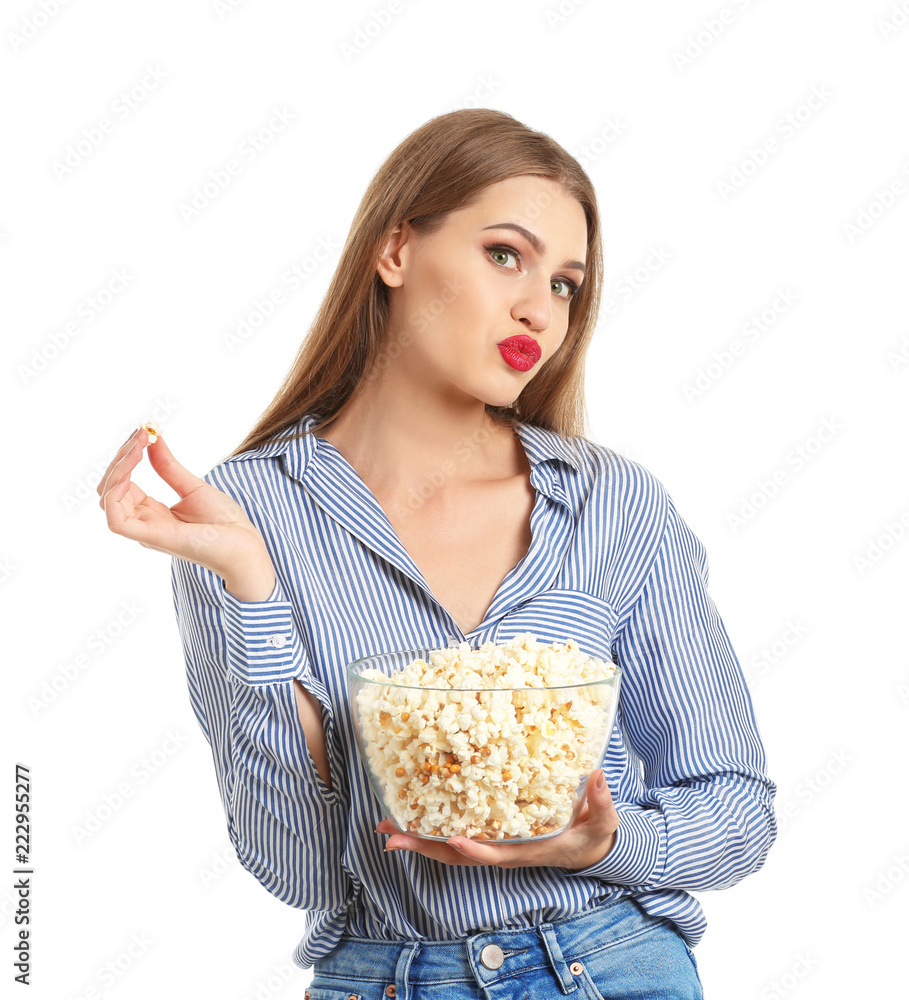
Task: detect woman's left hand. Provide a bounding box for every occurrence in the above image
[375,768,619,871]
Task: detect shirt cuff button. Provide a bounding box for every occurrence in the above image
[267,633,287,648]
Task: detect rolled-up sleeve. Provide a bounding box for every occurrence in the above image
[563,493,777,890]
[171,552,353,913]
[220,575,301,684]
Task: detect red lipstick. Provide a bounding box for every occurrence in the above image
[497,335,541,372]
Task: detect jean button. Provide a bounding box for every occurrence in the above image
[480,944,505,969]
[386,987,397,997]
[570,962,584,975]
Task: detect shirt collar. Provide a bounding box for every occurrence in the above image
[234,412,583,496]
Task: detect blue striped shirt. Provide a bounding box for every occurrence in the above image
[170,411,777,969]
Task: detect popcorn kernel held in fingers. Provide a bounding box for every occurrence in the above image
[140,420,159,444]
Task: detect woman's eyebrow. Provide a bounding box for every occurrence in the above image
[481,222,586,274]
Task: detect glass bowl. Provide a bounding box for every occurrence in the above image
[347,637,622,844]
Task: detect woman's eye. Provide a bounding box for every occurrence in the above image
[489,247,518,268]
[551,279,577,300]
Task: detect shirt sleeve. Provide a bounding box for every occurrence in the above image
[170,550,353,913]
[560,491,777,890]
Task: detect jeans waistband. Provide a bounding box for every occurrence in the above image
[314,896,652,993]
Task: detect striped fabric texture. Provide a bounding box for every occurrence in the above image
[170,412,777,969]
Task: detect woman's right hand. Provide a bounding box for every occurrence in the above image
[97,426,269,584]
[103,426,332,783]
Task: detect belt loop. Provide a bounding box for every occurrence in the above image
[394,942,420,1000]
[538,923,577,994]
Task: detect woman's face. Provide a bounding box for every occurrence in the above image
[376,175,588,410]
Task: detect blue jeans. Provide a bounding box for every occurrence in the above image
[307,897,704,999]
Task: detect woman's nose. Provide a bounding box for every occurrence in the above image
[512,276,553,332]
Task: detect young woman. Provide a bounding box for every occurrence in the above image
[99,108,776,999]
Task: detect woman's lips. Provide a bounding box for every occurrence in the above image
[497,335,541,372]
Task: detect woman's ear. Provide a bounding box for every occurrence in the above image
[376,221,413,288]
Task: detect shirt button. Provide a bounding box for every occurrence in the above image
[267,633,287,648]
[480,944,505,969]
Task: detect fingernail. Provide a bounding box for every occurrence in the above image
[596,771,607,790]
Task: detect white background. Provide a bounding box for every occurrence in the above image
[4,1,908,997]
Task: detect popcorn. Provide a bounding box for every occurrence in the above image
[140,420,159,444]
[354,633,618,841]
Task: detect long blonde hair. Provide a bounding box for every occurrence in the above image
[227,108,603,459]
